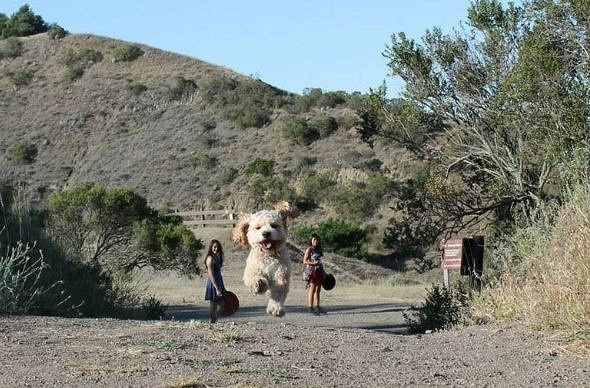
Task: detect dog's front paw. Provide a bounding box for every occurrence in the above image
[267,301,285,317]
[249,278,268,295]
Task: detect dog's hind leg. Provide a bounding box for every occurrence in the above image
[267,285,288,317]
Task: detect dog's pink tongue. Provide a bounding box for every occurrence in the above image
[262,241,272,249]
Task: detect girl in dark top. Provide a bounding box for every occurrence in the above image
[303,233,327,315]
[204,239,226,323]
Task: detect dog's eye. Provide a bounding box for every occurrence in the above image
[255,226,261,230]
[270,224,279,229]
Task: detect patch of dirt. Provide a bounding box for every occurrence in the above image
[1,315,588,387]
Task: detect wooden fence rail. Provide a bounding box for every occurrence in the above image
[169,209,236,228]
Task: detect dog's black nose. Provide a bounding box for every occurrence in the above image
[262,231,271,239]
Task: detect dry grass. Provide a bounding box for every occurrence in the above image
[476,184,590,350]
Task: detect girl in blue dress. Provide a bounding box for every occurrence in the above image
[204,239,226,323]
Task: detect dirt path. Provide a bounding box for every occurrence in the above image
[2,230,589,386]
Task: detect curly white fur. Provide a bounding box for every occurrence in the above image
[232,201,299,316]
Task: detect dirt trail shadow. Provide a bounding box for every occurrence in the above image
[166,301,410,335]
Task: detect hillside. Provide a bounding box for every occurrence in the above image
[0,33,412,207]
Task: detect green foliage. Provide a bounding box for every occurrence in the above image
[295,170,337,208]
[292,88,348,112]
[403,283,471,333]
[235,107,270,129]
[282,117,319,145]
[196,132,218,147]
[218,167,238,184]
[112,44,144,62]
[311,116,338,138]
[7,143,37,164]
[371,0,590,244]
[127,82,147,96]
[247,178,297,208]
[296,218,368,260]
[0,241,52,314]
[201,76,283,128]
[47,23,67,40]
[193,152,216,169]
[166,76,197,101]
[0,184,167,319]
[0,5,47,39]
[60,48,103,81]
[245,158,274,176]
[330,172,391,222]
[7,70,33,86]
[0,37,23,59]
[47,185,201,276]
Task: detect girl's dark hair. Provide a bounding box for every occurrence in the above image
[205,239,224,267]
[309,233,322,253]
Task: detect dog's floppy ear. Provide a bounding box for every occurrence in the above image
[275,201,300,222]
[232,213,250,246]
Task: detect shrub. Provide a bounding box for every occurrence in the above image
[403,283,471,333]
[127,82,147,96]
[59,48,103,80]
[329,172,390,221]
[296,218,368,260]
[166,76,197,101]
[113,44,144,62]
[295,170,337,206]
[0,241,52,314]
[7,143,37,164]
[235,106,270,129]
[311,116,338,138]
[7,70,33,86]
[247,178,297,207]
[196,132,218,147]
[47,23,67,40]
[0,37,23,59]
[218,167,238,184]
[193,152,216,169]
[282,117,319,145]
[245,158,274,176]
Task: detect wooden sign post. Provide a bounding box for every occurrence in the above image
[440,236,484,290]
[441,238,463,287]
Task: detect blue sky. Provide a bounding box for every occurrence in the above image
[2,1,474,96]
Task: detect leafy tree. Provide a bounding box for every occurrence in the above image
[47,23,67,40]
[46,185,202,276]
[296,218,368,260]
[361,0,590,250]
[1,4,48,38]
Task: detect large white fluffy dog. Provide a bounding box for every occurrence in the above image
[232,201,299,317]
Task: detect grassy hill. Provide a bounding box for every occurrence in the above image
[0,32,419,258]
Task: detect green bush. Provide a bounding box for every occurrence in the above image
[166,76,197,101]
[403,284,471,333]
[7,143,37,164]
[311,116,338,138]
[0,37,23,59]
[330,173,390,221]
[59,48,103,80]
[235,106,270,129]
[296,218,368,260]
[245,158,274,176]
[282,117,319,145]
[247,178,297,207]
[113,44,144,62]
[127,82,147,96]
[47,23,67,40]
[7,70,33,86]
[196,132,218,147]
[218,167,238,184]
[193,152,216,169]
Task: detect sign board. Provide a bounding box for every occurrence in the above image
[442,239,463,269]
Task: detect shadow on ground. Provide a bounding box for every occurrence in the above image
[166,302,410,335]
